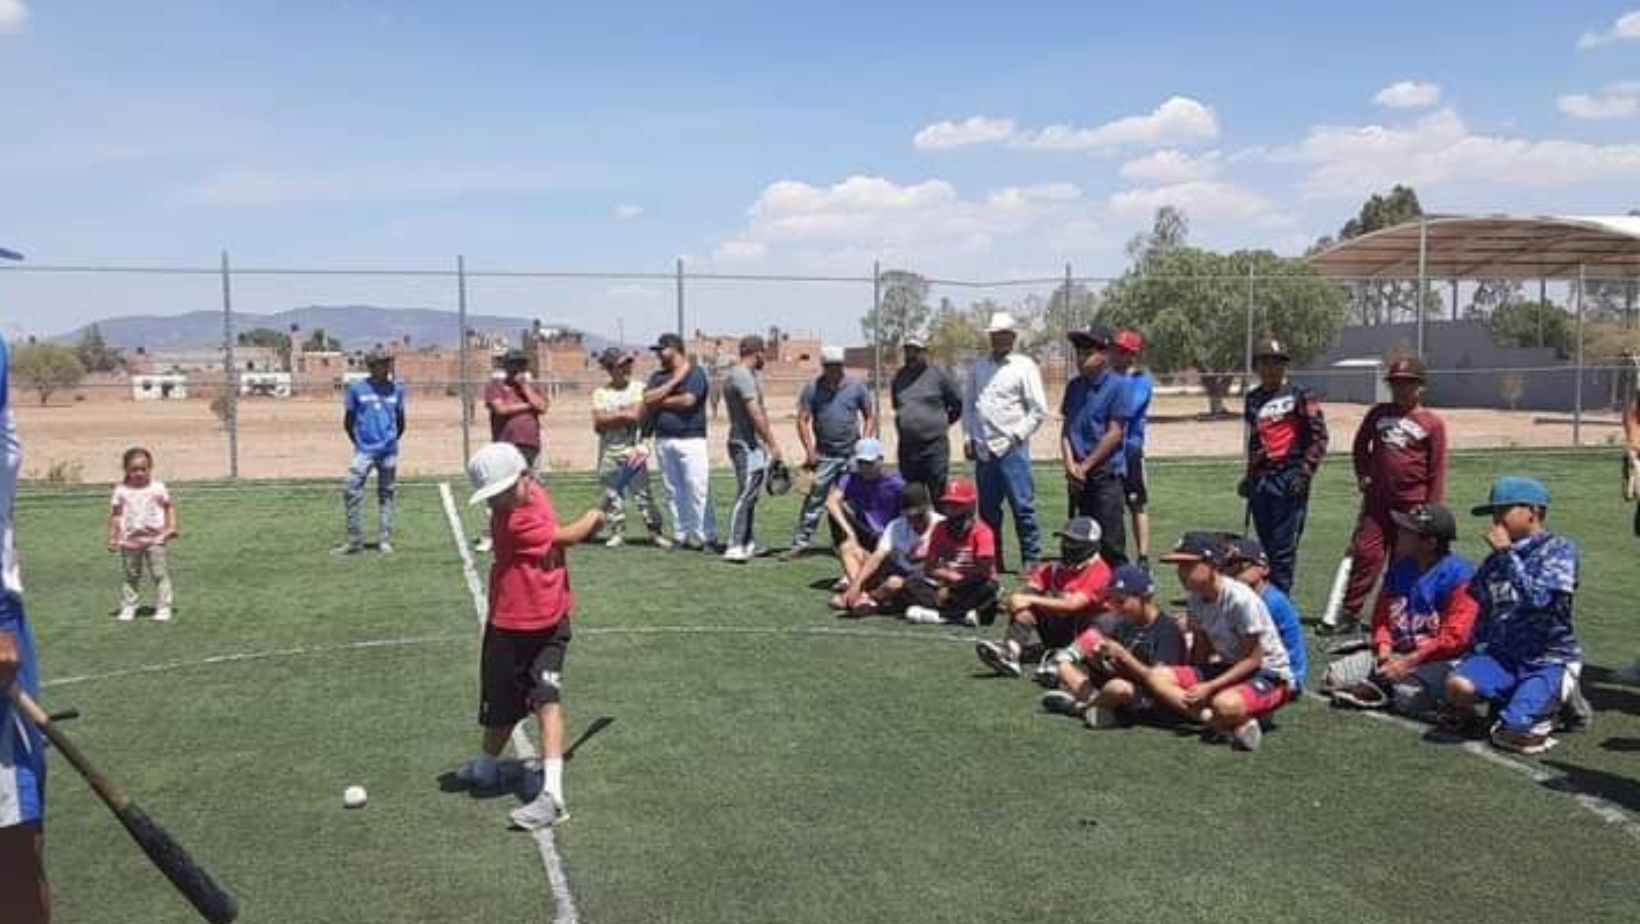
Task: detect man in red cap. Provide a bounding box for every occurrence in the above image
[1328,356,1448,636]
[1241,338,1328,593]
[1111,329,1153,568]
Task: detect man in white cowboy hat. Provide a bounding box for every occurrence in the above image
[964,311,1048,573]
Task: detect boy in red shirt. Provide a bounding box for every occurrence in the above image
[458,442,605,830]
[1327,357,1448,637]
[974,517,1111,679]
[903,478,1000,627]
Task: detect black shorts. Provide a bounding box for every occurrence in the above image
[1121,448,1148,511]
[479,621,570,728]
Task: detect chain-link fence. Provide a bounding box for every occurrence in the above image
[4,259,1636,485]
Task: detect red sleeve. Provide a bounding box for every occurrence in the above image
[1416,578,1478,662]
[483,381,506,407]
[971,525,996,562]
[1025,564,1050,592]
[1352,406,1378,480]
[1425,414,1448,503]
[1369,589,1394,653]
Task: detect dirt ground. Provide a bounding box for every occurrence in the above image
[12,386,1623,485]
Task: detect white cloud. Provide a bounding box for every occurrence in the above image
[986,183,1082,210]
[1105,180,1294,230]
[1579,10,1640,49]
[0,1,27,35]
[1119,149,1221,183]
[912,116,1016,151]
[1557,82,1640,120]
[613,203,644,219]
[713,239,768,261]
[1277,107,1640,198]
[179,164,555,205]
[911,97,1217,153]
[1373,80,1442,109]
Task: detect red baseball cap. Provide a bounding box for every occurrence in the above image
[1112,329,1144,354]
[938,477,978,507]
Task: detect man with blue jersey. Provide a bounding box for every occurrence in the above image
[1223,537,1308,695]
[1,324,51,922]
[339,351,407,554]
[1446,477,1585,755]
[1111,330,1153,569]
[1061,324,1134,566]
[1323,503,1477,717]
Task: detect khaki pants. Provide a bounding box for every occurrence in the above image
[121,545,174,610]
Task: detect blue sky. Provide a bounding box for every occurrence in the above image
[5,0,1640,343]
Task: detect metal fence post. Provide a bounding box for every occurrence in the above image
[1415,216,1428,360]
[675,257,685,337]
[457,254,470,466]
[1065,262,1075,383]
[1574,263,1586,447]
[1244,262,1255,381]
[219,250,239,479]
[872,260,883,419]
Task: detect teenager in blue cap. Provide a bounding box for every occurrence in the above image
[1445,477,1587,754]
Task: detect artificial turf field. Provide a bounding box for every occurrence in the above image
[13,450,1640,924]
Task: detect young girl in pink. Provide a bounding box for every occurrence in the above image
[107,447,177,622]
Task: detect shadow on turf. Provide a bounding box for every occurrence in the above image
[1540,759,1640,814]
[1582,664,1640,718]
[434,717,616,801]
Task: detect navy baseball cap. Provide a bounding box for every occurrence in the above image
[1159,530,1230,565]
[1107,564,1154,597]
[650,332,684,352]
[1471,476,1551,515]
[1067,324,1114,349]
[1222,536,1268,570]
[1391,502,1458,540]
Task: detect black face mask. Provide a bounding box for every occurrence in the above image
[1061,539,1099,566]
[946,510,975,534]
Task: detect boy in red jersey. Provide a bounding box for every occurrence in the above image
[974,517,1111,679]
[903,478,1000,627]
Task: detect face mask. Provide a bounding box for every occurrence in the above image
[946,510,975,534]
[1061,540,1099,566]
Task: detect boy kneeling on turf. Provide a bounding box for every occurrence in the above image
[458,443,605,830]
[1040,564,1187,728]
[1322,502,1477,718]
[1145,531,1296,751]
[903,478,999,627]
[974,517,1111,678]
[833,483,942,616]
[1445,477,1587,755]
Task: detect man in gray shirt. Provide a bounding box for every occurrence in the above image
[782,346,875,559]
[723,335,784,563]
[891,336,962,498]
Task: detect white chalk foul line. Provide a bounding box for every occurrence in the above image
[41,633,466,689]
[1357,710,1640,843]
[439,481,581,924]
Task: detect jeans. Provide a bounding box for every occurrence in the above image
[975,447,1041,569]
[657,437,716,545]
[1249,470,1309,594]
[597,449,663,537]
[344,450,397,545]
[791,455,851,549]
[120,545,174,610]
[727,441,769,551]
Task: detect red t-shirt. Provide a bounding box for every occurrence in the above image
[1026,557,1112,615]
[1353,404,1448,508]
[924,519,997,581]
[488,481,572,631]
[485,378,543,449]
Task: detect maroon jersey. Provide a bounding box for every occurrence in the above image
[1244,383,1329,478]
[1352,404,1447,508]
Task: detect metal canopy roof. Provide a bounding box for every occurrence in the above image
[1306,215,1640,280]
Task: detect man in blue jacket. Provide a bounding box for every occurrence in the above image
[340,350,407,554]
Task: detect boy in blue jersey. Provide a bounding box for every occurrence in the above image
[1445,477,1584,755]
[0,327,51,923]
[340,351,407,554]
[1111,330,1153,568]
[1222,537,1308,695]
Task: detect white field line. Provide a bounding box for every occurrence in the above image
[439,482,580,924]
[1358,710,1640,842]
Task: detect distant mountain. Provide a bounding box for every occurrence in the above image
[58,305,614,354]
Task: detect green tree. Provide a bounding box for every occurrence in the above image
[1314,185,1438,326]
[238,327,294,369]
[74,323,124,373]
[1125,204,1189,268]
[12,341,86,405]
[862,269,932,355]
[924,297,988,368]
[1478,300,1573,356]
[1101,247,1346,415]
[301,328,341,352]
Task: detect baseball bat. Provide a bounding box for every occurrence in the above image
[8,688,239,924]
[1320,552,1353,628]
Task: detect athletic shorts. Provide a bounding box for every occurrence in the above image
[0,593,45,829]
[1169,664,1292,719]
[1455,654,1577,736]
[479,621,570,729]
[1121,448,1148,510]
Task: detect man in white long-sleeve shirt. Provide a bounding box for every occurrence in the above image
[965,311,1048,572]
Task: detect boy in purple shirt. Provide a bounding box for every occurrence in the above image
[826,438,905,593]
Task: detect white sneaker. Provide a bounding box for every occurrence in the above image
[473,536,493,554]
[975,641,1023,678]
[604,534,625,549]
[509,792,569,831]
[1040,690,1080,715]
[1085,705,1121,729]
[116,606,136,622]
[649,532,672,550]
[904,605,943,625]
[961,609,980,628]
[378,542,394,555]
[455,758,500,791]
[1231,719,1263,752]
[153,606,173,623]
[722,545,749,563]
[832,576,851,592]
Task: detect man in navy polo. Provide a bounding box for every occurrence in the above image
[1061,324,1135,565]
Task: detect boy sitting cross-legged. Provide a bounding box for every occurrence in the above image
[974,516,1111,678]
[902,478,1000,627]
[1039,564,1188,728]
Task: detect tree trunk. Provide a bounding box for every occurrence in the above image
[1201,373,1233,418]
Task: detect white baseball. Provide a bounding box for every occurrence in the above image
[343,785,368,809]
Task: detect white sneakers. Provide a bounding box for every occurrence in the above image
[509,792,569,831]
[721,545,751,563]
[604,534,625,549]
[116,606,136,622]
[903,605,943,625]
[154,607,173,623]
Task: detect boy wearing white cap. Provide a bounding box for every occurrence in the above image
[457,443,605,830]
[965,312,1048,572]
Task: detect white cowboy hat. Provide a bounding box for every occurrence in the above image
[985,312,1019,334]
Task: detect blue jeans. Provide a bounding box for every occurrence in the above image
[727,441,769,551]
[1249,471,1308,593]
[791,455,850,549]
[344,449,398,546]
[975,448,1040,568]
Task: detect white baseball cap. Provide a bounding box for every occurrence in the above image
[820,345,846,364]
[467,442,529,505]
[985,311,1019,334]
